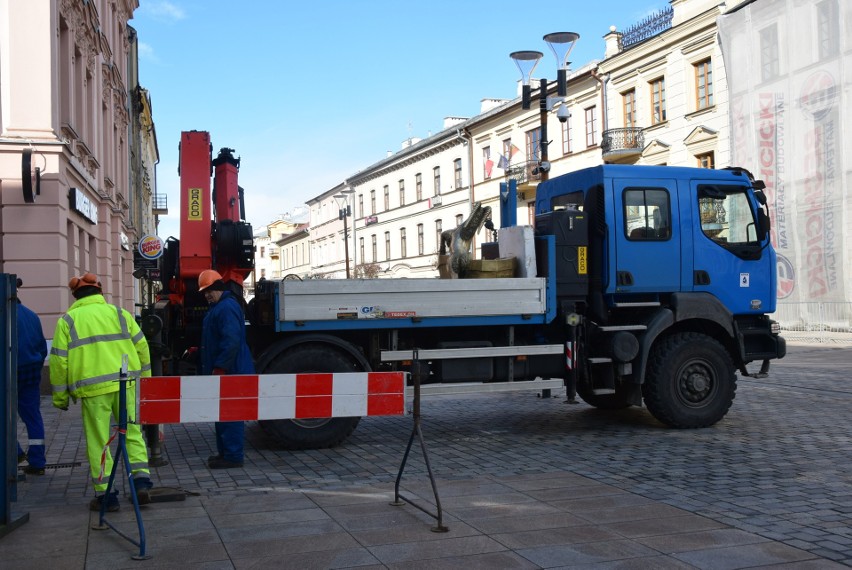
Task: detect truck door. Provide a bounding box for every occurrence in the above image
[691,181,774,314]
[612,178,680,294]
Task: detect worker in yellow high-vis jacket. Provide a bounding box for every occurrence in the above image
[49,273,154,512]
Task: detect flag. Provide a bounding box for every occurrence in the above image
[509,143,521,158]
[484,158,494,178]
[497,154,509,169]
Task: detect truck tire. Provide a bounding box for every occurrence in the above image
[575,382,633,410]
[258,344,361,450]
[642,332,736,428]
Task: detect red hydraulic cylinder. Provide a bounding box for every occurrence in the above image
[178,131,213,281]
[212,148,241,223]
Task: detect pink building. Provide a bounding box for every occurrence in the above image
[0,0,159,336]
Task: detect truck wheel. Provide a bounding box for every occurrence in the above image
[643,332,736,428]
[258,344,361,450]
[575,382,633,410]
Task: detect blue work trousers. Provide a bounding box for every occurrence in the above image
[214,421,244,463]
[17,365,46,468]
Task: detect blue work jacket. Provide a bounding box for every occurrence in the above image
[17,301,47,369]
[200,291,255,375]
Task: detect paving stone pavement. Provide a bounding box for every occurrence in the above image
[2,340,851,568]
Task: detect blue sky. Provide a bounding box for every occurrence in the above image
[131,0,666,240]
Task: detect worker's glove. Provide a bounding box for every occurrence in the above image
[213,367,227,376]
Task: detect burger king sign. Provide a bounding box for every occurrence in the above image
[138,234,164,260]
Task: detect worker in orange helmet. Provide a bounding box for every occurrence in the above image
[49,273,154,512]
[197,269,255,469]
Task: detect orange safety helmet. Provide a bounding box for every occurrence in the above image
[198,269,223,291]
[68,272,102,292]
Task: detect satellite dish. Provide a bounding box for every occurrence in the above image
[21,148,41,203]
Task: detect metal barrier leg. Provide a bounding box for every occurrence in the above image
[1,275,28,537]
[391,352,448,533]
[91,357,151,560]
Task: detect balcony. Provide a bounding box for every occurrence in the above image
[152,193,168,215]
[505,160,541,188]
[601,128,645,163]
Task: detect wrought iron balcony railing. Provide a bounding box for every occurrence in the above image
[505,160,541,185]
[152,193,168,213]
[601,127,645,159]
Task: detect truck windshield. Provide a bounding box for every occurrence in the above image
[698,185,759,246]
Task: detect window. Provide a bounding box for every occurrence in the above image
[417,223,424,255]
[383,185,390,211]
[561,116,572,154]
[435,219,442,252]
[433,167,441,196]
[371,234,377,262]
[399,180,405,206]
[623,89,636,128]
[650,78,666,125]
[453,158,463,189]
[359,237,364,262]
[503,139,517,164]
[817,0,839,59]
[400,227,407,258]
[526,127,542,162]
[260,246,265,258]
[695,58,714,110]
[699,185,761,249]
[370,189,376,215]
[384,231,391,260]
[697,152,715,169]
[358,194,364,218]
[760,25,779,81]
[585,106,598,147]
[624,188,671,241]
[483,146,493,180]
[415,173,422,201]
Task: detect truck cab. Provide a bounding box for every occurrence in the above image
[536,165,785,425]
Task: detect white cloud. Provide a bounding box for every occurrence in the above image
[137,42,158,62]
[140,1,186,22]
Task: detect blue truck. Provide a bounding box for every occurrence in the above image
[236,164,786,449]
[154,142,785,450]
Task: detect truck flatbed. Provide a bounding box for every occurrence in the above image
[276,277,554,331]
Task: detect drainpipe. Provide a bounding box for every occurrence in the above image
[591,67,610,134]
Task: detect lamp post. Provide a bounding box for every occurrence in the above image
[510,32,579,182]
[333,188,355,278]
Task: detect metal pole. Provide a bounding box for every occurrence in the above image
[539,78,549,182]
[343,212,351,279]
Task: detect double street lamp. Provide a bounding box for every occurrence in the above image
[333,188,355,279]
[510,32,580,182]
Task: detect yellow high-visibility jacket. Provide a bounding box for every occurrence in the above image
[50,294,151,409]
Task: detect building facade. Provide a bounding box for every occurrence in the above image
[0,0,157,335]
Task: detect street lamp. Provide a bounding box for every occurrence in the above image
[333,188,355,278]
[510,32,579,182]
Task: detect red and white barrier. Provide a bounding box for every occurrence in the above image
[138,372,406,425]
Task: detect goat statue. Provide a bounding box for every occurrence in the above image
[439,202,492,277]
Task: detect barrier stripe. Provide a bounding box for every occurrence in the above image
[138,372,406,425]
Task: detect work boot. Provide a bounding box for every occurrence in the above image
[207,454,223,463]
[133,476,154,505]
[90,491,120,512]
[17,453,26,464]
[22,465,45,476]
[207,457,243,469]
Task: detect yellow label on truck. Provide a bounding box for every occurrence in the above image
[578,246,588,274]
[188,188,203,220]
